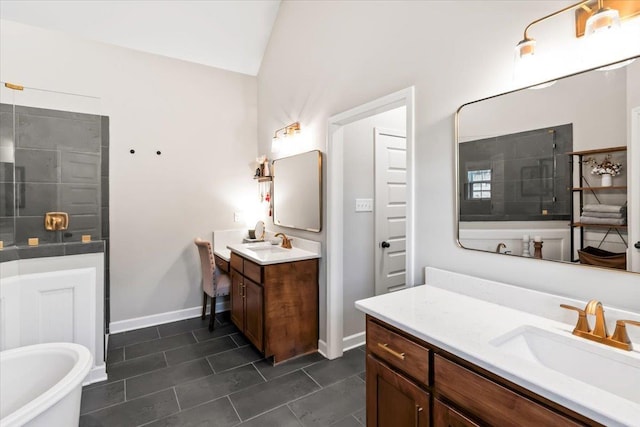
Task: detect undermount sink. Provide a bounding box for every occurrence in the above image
[490,325,640,403]
[244,243,287,252]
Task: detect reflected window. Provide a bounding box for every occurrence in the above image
[467,169,491,200]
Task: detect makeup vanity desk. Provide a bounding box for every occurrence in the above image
[212,230,321,364]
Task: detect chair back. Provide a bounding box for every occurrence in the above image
[194,238,216,297]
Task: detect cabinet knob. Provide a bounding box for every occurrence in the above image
[381,241,390,248]
[635,241,640,249]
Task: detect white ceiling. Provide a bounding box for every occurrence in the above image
[0,0,281,76]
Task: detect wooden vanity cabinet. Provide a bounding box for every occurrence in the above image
[230,252,318,364]
[365,316,600,427]
[432,399,479,427]
[230,270,263,349]
[367,354,430,427]
[214,255,229,273]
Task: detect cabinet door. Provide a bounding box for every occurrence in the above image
[433,398,479,427]
[230,270,244,332]
[366,354,429,427]
[244,278,264,351]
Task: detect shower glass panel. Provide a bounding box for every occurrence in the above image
[0,84,102,247]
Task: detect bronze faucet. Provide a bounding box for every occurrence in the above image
[495,243,506,253]
[561,300,640,351]
[275,233,292,249]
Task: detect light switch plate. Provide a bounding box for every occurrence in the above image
[234,212,242,222]
[355,198,373,212]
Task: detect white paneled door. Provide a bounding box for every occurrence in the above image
[374,128,407,295]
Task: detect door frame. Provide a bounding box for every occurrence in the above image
[629,106,640,272]
[325,87,415,359]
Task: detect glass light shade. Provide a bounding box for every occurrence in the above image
[585,8,621,35]
[515,39,536,59]
[271,136,281,153]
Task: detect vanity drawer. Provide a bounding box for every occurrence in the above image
[214,255,229,273]
[366,318,429,386]
[230,253,243,273]
[434,355,581,426]
[243,259,262,284]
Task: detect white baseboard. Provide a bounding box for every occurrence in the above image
[84,364,107,385]
[343,331,365,351]
[109,298,229,334]
[317,331,366,360]
[317,339,328,359]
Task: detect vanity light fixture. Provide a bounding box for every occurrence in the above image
[516,0,590,61]
[515,0,637,61]
[271,121,301,153]
[585,0,621,35]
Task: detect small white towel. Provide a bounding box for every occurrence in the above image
[581,211,625,219]
[582,204,625,214]
[579,216,626,225]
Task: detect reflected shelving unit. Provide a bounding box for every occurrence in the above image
[568,146,627,263]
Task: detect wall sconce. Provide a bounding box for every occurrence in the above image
[272,122,301,153]
[515,0,638,63]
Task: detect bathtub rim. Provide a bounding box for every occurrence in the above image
[0,342,92,426]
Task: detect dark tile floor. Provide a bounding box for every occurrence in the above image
[80,313,366,427]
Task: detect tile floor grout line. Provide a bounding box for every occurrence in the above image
[205,341,251,361]
[353,413,365,426]
[301,366,323,389]
[120,334,234,366]
[227,395,243,424]
[205,353,216,373]
[110,384,192,408]
[285,403,306,426]
[172,386,182,412]
[251,361,269,383]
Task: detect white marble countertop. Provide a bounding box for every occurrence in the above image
[226,241,320,265]
[214,248,231,261]
[356,284,640,426]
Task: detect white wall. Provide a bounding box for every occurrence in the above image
[458,66,628,151]
[1,20,257,322]
[258,1,640,343]
[342,107,405,338]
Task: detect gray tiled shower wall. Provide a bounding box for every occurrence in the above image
[0,103,110,330]
[459,124,573,222]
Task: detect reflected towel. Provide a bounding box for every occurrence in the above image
[581,211,625,219]
[582,204,625,213]
[579,216,626,225]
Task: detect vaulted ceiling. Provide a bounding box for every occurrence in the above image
[0,0,281,76]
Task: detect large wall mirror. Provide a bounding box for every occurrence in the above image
[273,150,322,232]
[456,55,640,274]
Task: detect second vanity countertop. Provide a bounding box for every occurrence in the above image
[226,241,320,265]
[213,229,321,265]
[356,284,640,426]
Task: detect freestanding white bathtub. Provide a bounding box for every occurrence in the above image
[0,343,92,427]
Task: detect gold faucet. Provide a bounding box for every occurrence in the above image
[561,300,640,351]
[275,233,292,249]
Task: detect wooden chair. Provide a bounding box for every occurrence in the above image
[194,238,230,331]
